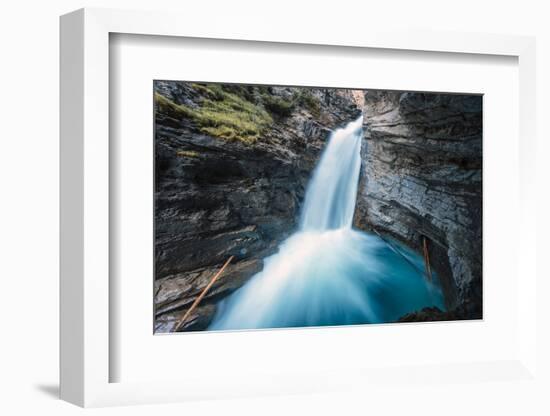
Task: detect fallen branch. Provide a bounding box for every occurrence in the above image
[422,237,433,282]
[173,256,234,332]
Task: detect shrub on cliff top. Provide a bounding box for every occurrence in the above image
[297,90,321,117]
[259,88,320,118]
[261,94,295,117]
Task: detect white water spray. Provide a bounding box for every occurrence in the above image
[209,117,444,330]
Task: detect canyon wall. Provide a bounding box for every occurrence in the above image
[354,91,483,319]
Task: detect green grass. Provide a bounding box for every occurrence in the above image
[155,84,323,144]
[155,85,273,144]
[154,92,196,119]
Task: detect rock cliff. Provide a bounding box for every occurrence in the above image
[154,82,361,331]
[354,91,482,319]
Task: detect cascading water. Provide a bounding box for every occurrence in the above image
[300,117,363,231]
[209,117,444,330]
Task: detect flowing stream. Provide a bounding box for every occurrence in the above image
[209,117,444,330]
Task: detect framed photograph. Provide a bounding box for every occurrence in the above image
[152,81,481,334]
[60,8,538,407]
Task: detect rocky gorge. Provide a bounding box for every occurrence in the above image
[356,91,482,319]
[153,81,482,332]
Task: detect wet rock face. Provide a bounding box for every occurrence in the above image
[154,82,361,332]
[354,91,482,318]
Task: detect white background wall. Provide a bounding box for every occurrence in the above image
[0,0,548,414]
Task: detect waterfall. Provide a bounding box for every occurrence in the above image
[300,116,363,231]
[208,117,444,331]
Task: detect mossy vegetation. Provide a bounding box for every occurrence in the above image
[155,84,323,144]
[190,83,273,144]
[154,92,196,119]
[176,149,200,158]
[155,85,272,144]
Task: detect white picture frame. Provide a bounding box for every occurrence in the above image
[60,7,538,407]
